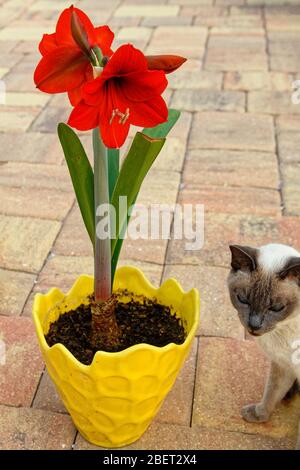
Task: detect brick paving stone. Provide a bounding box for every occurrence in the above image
[0,268,35,316]
[0,109,39,132]
[181,5,228,17]
[169,0,213,4]
[152,137,186,173]
[163,264,244,339]
[193,337,300,440]
[0,162,72,191]
[205,35,268,71]
[0,215,60,273]
[183,149,279,189]
[0,52,22,69]
[169,111,192,140]
[281,163,300,215]
[31,106,70,133]
[171,89,245,112]
[156,340,197,425]
[276,115,300,164]
[266,13,300,32]
[32,370,67,414]
[0,24,52,42]
[248,91,300,114]
[141,16,192,26]
[168,70,223,90]
[4,92,49,107]
[115,5,179,17]
[196,15,263,35]
[0,405,76,450]
[270,55,300,73]
[179,185,281,217]
[0,186,74,220]
[117,26,152,41]
[147,26,207,58]
[166,213,300,267]
[189,112,275,152]
[0,133,64,164]
[74,422,293,450]
[0,316,44,407]
[224,71,292,91]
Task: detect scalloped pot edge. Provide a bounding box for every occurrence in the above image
[32,266,200,448]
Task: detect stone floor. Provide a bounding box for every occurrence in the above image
[1,0,300,451]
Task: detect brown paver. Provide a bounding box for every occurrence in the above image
[74,423,293,450]
[0,215,61,273]
[183,149,279,189]
[0,268,35,316]
[0,405,76,450]
[1,0,300,451]
[189,112,275,152]
[193,337,300,441]
[163,264,244,339]
[205,35,268,71]
[0,316,44,407]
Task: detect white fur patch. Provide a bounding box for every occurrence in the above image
[258,243,300,273]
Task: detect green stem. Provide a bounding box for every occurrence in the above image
[93,128,111,302]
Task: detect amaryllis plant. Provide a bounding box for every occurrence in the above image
[34,6,186,349]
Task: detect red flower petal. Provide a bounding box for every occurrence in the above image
[68,85,84,107]
[55,6,97,48]
[68,102,100,131]
[102,44,147,80]
[121,70,167,102]
[146,55,187,73]
[34,46,88,93]
[100,113,130,148]
[129,94,168,128]
[98,80,131,148]
[94,26,114,57]
[39,33,57,56]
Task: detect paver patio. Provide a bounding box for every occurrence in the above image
[0,0,300,450]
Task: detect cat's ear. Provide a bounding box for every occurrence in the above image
[229,245,257,272]
[279,257,300,285]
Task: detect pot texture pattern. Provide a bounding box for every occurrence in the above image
[32,266,199,448]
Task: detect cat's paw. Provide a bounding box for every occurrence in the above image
[242,404,270,423]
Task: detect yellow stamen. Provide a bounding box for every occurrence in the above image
[110,108,130,126]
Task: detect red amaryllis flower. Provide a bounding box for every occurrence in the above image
[68,44,168,148]
[34,6,114,106]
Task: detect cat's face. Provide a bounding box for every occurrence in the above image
[228,245,300,336]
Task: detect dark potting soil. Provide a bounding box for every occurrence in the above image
[45,293,186,365]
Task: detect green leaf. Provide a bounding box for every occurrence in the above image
[110,109,181,280]
[110,109,181,279]
[58,123,95,246]
[111,133,165,280]
[108,148,119,201]
[142,108,180,139]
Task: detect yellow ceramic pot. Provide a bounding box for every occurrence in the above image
[32,266,199,448]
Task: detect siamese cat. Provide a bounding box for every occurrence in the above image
[228,243,300,450]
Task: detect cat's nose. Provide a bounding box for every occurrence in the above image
[248,314,262,331]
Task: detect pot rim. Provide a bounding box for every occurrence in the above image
[32,266,200,370]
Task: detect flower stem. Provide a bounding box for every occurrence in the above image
[93,128,111,302]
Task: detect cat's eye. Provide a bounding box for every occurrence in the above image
[237,294,249,305]
[269,304,285,313]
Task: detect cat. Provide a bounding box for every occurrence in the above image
[227,243,300,450]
